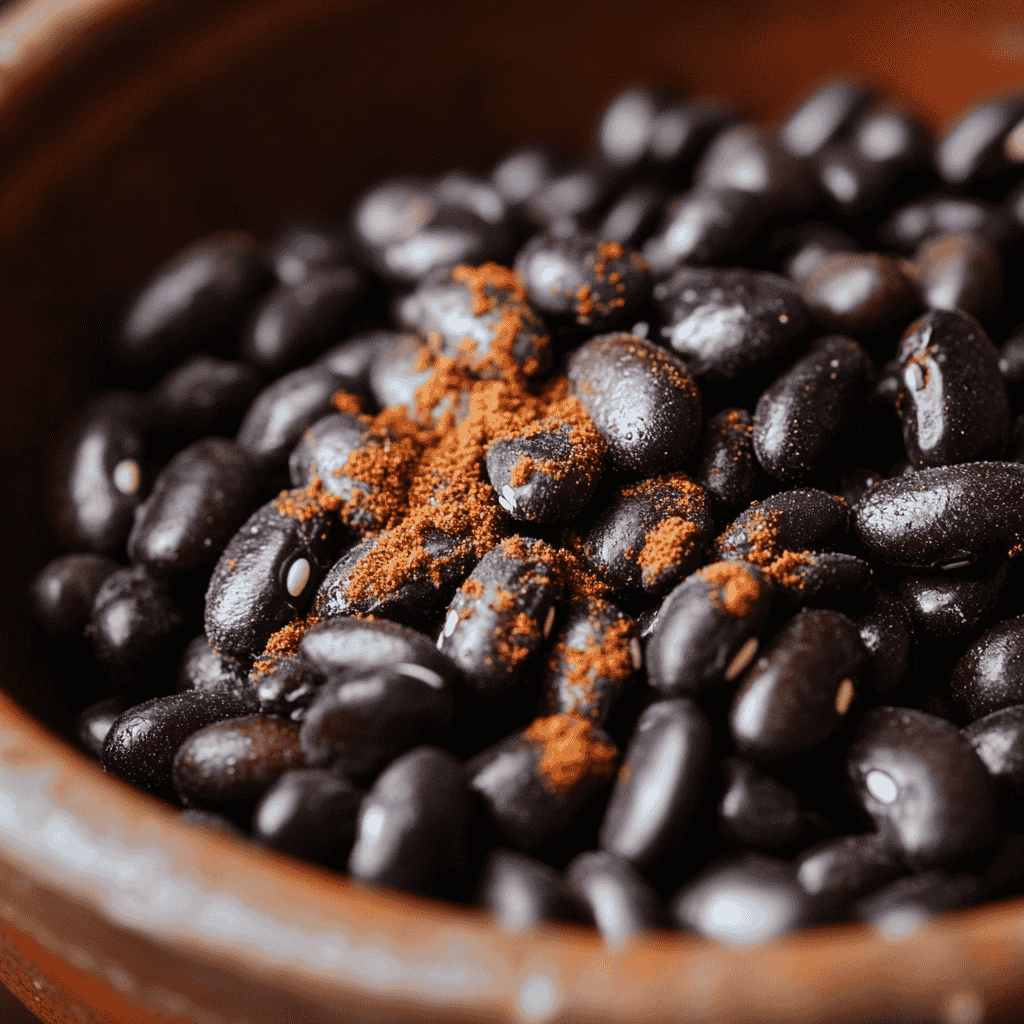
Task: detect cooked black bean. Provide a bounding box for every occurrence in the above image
[148,355,262,453]
[240,267,365,374]
[963,705,1024,814]
[696,408,756,515]
[795,833,906,908]
[837,467,885,508]
[951,615,1024,721]
[49,391,150,558]
[235,363,352,477]
[847,706,998,867]
[798,253,918,343]
[772,551,871,608]
[74,695,132,758]
[564,851,663,945]
[567,332,701,473]
[437,537,563,697]
[490,145,563,210]
[396,265,551,380]
[486,417,605,523]
[910,231,1002,322]
[729,609,865,761]
[671,854,817,946]
[645,96,739,180]
[175,634,249,696]
[116,230,268,375]
[851,585,916,694]
[717,758,816,852]
[599,699,711,869]
[101,688,258,802]
[266,218,350,286]
[253,769,364,864]
[781,80,875,158]
[350,176,435,255]
[476,848,583,930]
[318,330,390,394]
[645,562,773,698]
[251,655,324,719]
[855,870,983,929]
[596,85,673,173]
[879,193,1020,253]
[852,461,1024,567]
[435,171,511,232]
[655,268,808,382]
[581,472,713,599]
[773,221,860,284]
[897,559,1008,643]
[753,335,872,483]
[935,93,1024,190]
[524,160,617,233]
[596,184,671,247]
[365,331,444,418]
[31,553,120,640]
[88,565,189,690]
[128,438,257,578]
[894,309,1009,467]
[299,664,454,778]
[204,495,339,659]
[999,329,1024,391]
[348,745,473,894]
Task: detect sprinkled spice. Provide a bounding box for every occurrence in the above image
[698,561,763,618]
[522,711,618,793]
[551,611,637,718]
[638,516,700,587]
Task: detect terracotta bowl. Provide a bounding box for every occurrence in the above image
[3,1,1024,1021]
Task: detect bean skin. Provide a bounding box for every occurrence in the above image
[897,558,1008,643]
[31,553,120,640]
[935,94,1024,191]
[476,848,584,930]
[266,218,350,286]
[851,585,916,694]
[951,615,1024,721]
[697,408,757,515]
[717,757,817,853]
[910,232,1003,322]
[781,80,875,158]
[564,851,664,945]
[795,833,906,910]
[175,634,249,696]
[963,706,1024,814]
[878,193,1021,253]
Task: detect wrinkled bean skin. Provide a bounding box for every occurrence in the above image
[697,408,756,515]
[910,232,1003,322]
[963,706,1024,814]
[566,332,702,474]
[31,553,120,640]
[847,706,998,867]
[476,849,584,930]
[564,851,664,945]
[897,559,1008,643]
[951,616,1024,721]
[853,462,1024,567]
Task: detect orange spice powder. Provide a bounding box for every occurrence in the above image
[522,711,618,793]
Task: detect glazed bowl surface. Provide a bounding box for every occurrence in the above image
[3,2,1024,1022]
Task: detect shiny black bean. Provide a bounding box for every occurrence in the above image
[49,392,150,558]
[847,706,998,867]
[935,94,1024,190]
[596,184,671,247]
[852,462,1024,567]
[539,598,640,726]
[838,466,886,508]
[772,551,872,609]
[435,171,512,233]
[251,655,324,720]
[878,193,1021,253]
[894,309,1009,467]
[596,85,674,173]
[897,559,1008,644]
[671,854,817,946]
[437,537,563,697]
[564,851,664,945]
[348,745,473,895]
[696,408,756,516]
[299,664,454,778]
[240,267,365,374]
[910,231,1002,322]
[128,438,257,578]
[175,634,249,696]
[524,160,617,234]
[490,145,563,210]
[772,221,860,284]
[235,363,351,477]
[998,329,1024,391]
[951,615,1024,721]
[717,758,817,852]
[646,561,773,698]
[644,96,739,181]
[74,695,132,758]
[855,870,983,930]
[266,218,350,286]
[318,330,390,395]
[204,496,339,659]
[366,332,438,415]
[753,335,872,483]
[396,266,551,380]
[795,833,906,908]
[88,565,189,690]
[350,176,435,257]
[963,706,1024,814]
[729,609,866,761]
[253,769,364,865]
[31,553,120,640]
[116,230,269,375]
[851,585,916,694]
[173,715,305,817]
[101,688,258,802]
[566,332,701,474]
[780,80,875,158]
[599,699,711,869]
[582,472,713,599]
[476,848,583,930]
[486,417,605,523]
[655,268,808,382]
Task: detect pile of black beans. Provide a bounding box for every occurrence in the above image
[30,79,1024,948]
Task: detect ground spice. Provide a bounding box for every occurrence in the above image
[638,516,699,587]
[698,561,763,617]
[551,611,637,718]
[331,390,363,415]
[251,609,323,678]
[522,711,618,793]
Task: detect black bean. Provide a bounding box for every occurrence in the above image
[564,851,664,945]
[646,561,774,698]
[366,332,436,414]
[101,688,258,802]
[696,409,756,516]
[251,655,324,720]
[318,330,390,394]
[596,184,671,248]
[175,634,249,696]
[850,585,916,694]
[599,699,711,869]
[729,609,866,761]
[350,176,435,257]
[567,332,701,474]
[74,695,132,758]
[963,705,1024,814]
[855,870,983,929]
[852,461,1024,567]
[524,160,617,234]
[998,329,1024,391]
[437,537,563,698]
[266,218,350,286]
[772,221,860,284]
[897,558,1008,644]
[31,553,120,640]
[935,94,1024,191]
[879,193,1021,253]
[434,171,511,231]
[596,85,674,173]
[299,664,454,778]
[581,472,713,600]
[252,769,364,864]
[717,758,816,852]
[49,391,150,558]
[645,96,739,181]
[204,496,339,659]
[795,833,906,908]
[951,615,1024,721]
[116,230,269,376]
[348,745,473,894]
[781,80,875,158]
[476,848,583,930]
[490,146,564,210]
[911,231,1003,322]
[847,705,998,867]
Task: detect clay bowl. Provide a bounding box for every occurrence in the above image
[3,1,1024,1021]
